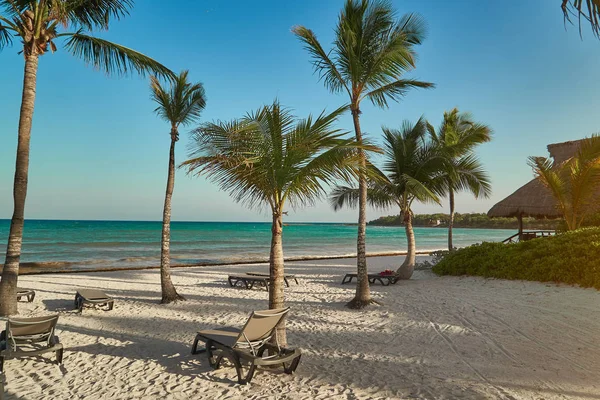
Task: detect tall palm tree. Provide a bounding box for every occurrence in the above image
[529,136,600,231]
[293,0,434,309]
[0,0,173,316]
[430,109,492,251]
[331,118,444,280]
[150,71,206,304]
[182,101,368,344]
[561,0,600,38]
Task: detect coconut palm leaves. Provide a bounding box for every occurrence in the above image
[183,100,368,344]
[0,0,173,316]
[562,0,600,38]
[293,0,433,308]
[331,118,445,279]
[0,0,172,77]
[431,109,492,250]
[529,135,600,230]
[151,71,206,304]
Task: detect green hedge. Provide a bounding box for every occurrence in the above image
[432,227,600,289]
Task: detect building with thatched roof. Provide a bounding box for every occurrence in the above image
[487,139,583,237]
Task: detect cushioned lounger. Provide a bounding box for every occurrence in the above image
[74,289,114,312]
[245,272,299,286]
[341,273,398,286]
[0,314,64,372]
[191,308,301,384]
[16,288,35,302]
[227,275,270,291]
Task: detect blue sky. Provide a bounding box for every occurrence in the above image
[1,0,599,223]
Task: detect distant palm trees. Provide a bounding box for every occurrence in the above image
[150,71,206,304]
[332,118,445,279]
[431,109,492,251]
[529,136,600,231]
[183,100,368,344]
[293,0,433,309]
[0,0,173,316]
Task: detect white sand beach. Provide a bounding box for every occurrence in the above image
[4,255,600,399]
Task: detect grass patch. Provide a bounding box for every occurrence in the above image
[432,227,600,289]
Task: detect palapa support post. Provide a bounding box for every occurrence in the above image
[518,213,524,241]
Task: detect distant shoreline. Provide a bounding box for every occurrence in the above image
[4,250,440,276]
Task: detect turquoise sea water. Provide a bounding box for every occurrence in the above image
[0,220,515,270]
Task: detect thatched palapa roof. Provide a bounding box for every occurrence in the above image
[487,179,561,218]
[487,139,584,219]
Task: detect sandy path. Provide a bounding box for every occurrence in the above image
[3,256,600,399]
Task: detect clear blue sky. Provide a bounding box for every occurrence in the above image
[1,0,599,223]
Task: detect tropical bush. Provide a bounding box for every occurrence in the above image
[432,227,600,289]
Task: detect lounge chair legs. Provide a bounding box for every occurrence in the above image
[191,334,206,355]
[0,356,4,373]
[283,354,302,374]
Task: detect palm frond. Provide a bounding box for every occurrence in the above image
[183,100,364,213]
[150,70,206,128]
[65,0,133,30]
[451,154,492,199]
[363,78,434,108]
[0,17,14,49]
[562,0,600,38]
[64,31,174,79]
[292,25,350,96]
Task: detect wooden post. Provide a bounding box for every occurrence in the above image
[518,213,524,240]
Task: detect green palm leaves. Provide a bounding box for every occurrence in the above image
[150,70,206,136]
[183,101,366,212]
[562,0,600,38]
[0,0,172,78]
[529,136,600,230]
[331,117,444,219]
[292,0,433,107]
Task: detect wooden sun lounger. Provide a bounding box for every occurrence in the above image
[0,314,64,372]
[228,275,270,291]
[341,273,398,286]
[192,308,301,384]
[74,289,114,312]
[245,272,299,286]
[16,288,35,302]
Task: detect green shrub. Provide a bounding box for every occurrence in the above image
[432,227,600,289]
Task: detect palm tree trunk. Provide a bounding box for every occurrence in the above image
[269,211,287,346]
[448,188,455,251]
[0,55,39,316]
[396,210,415,279]
[160,134,185,304]
[347,106,373,309]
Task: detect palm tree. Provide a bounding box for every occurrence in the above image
[430,109,492,251]
[529,136,600,231]
[0,0,173,316]
[561,0,600,38]
[150,71,206,304]
[182,101,367,344]
[293,0,434,308]
[331,118,444,280]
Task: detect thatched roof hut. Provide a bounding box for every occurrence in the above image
[487,139,583,235]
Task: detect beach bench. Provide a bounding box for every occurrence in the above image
[0,314,64,372]
[228,275,270,291]
[16,288,35,302]
[74,289,114,312]
[245,272,299,286]
[192,308,301,384]
[341,273,398,286]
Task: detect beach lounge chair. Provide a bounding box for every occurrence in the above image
[74,289,114,312]
[0,314,64,372]
[341,273,398,286]
[191,308,301,384]
[228,274,270,291]
[245,272,299,286]
[16,288,35,302]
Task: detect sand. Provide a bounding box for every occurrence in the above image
[3,255,600,399]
